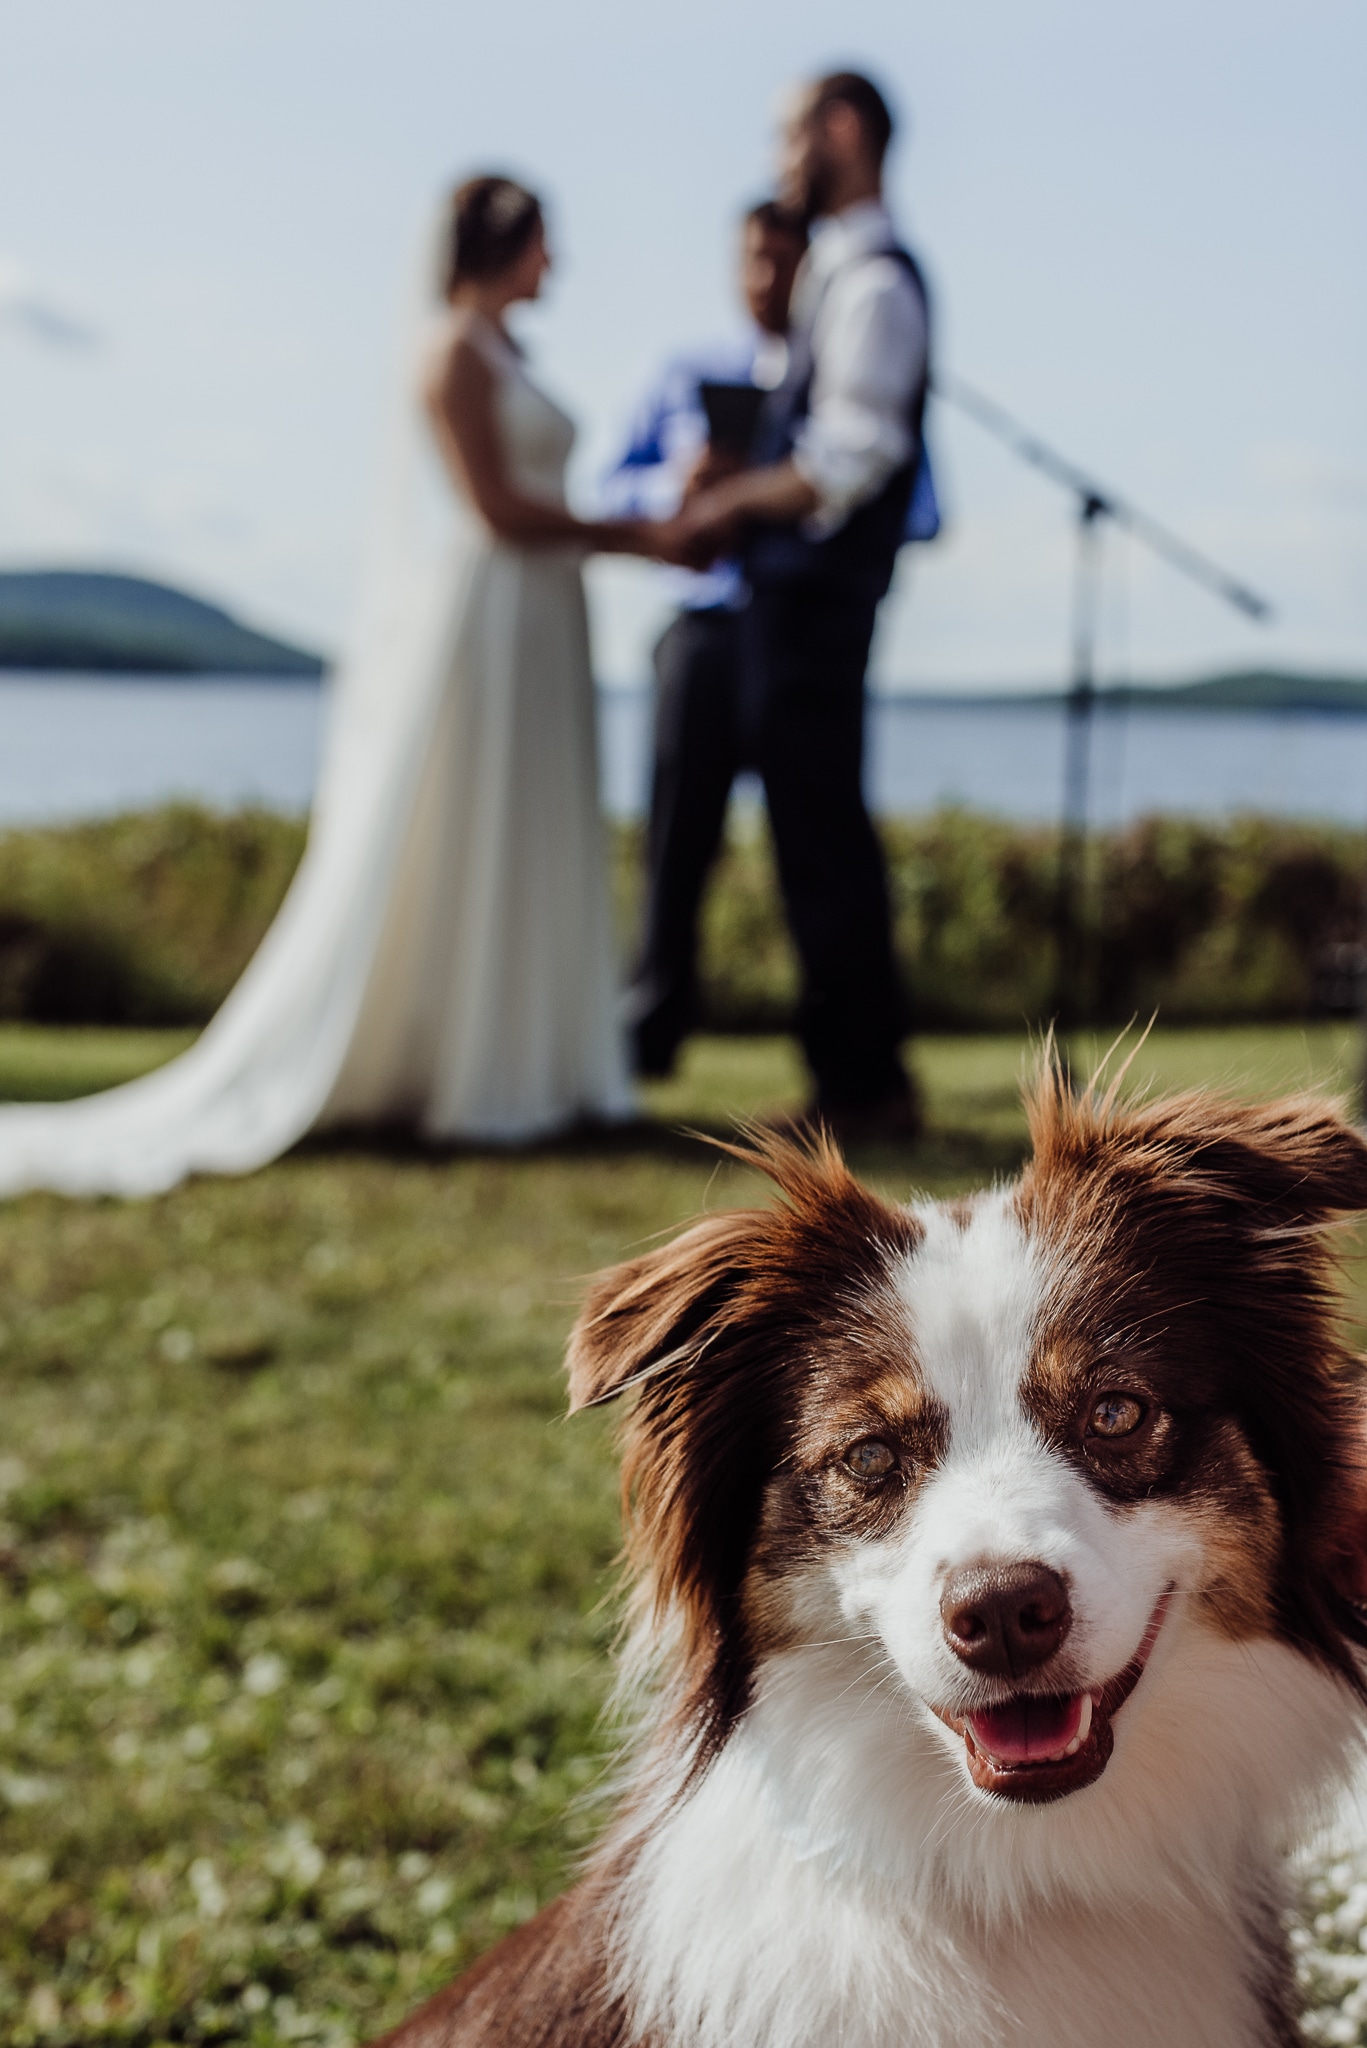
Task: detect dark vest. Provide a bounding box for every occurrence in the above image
[743,243,930,601]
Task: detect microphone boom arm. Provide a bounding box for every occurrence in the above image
[933,373,1273,621]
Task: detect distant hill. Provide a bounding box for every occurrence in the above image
[893,669,1367,712]
[1115,670,1367,711]
[0,571,326,676]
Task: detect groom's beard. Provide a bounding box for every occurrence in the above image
[792,155,837,228]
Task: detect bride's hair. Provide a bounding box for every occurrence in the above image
[444,177,544,291]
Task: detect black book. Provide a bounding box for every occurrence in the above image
[698,380,767,458]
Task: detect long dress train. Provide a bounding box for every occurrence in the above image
[0,313,632,1197]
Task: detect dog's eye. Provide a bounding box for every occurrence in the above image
[844,1438,897,1479]
[1088,1393,1146,1439]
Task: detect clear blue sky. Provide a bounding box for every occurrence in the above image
[0,0,1362,689]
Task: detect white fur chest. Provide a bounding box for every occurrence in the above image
[607,1646,1334,2048]
[614,1754,1279,2048]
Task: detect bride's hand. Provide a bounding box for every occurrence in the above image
[592,517,692,564]
[640,516,722,569]
[671,490,744,564]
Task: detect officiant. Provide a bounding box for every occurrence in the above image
[604,200,808,1080]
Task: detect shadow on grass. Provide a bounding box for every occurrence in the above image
[294,1105,1031,1190]
[294,1113,714,1166]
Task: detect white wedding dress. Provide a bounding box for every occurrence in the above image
[0,310,633,1197]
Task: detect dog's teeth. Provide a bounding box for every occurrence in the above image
[1058,1694,1093,1760]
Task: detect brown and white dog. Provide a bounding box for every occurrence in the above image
[377,1074,1367,2048]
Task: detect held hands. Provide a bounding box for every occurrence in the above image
[645,447,750,566]
[646,457,819,567]
[680,443,744,504]
[632,442,815,569]
[638,443,747,568]
[644,491,742,570]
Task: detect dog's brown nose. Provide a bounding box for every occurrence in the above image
[940,1561,1071,1677]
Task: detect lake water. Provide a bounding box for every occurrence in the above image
[3,673,1367,830]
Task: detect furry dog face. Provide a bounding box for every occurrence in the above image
[569,1078,1367,1842]
[373,1081,1367,2048]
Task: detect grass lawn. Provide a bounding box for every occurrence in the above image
[0,1029,199,1105]
[0,1022,1365,2046]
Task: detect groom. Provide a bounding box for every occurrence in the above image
[678,70,930,1141]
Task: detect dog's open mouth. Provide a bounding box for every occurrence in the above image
[933,1588,1174,1803]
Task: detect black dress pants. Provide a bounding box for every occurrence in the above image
[626,607,743,1076]
[742,578,906,1110]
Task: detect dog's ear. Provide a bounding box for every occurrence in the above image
[1150,1095,1367,1226]
[1028,1067,1367,1228]
[1173,1101,1367,1679]
[566,1209,765,1414]
[1028,1078,1367,1690]
[1141,1098,1367,1685]
[1326,1384,1367,1608]
[567,1133,922,1766]
[565,1204,780,1767]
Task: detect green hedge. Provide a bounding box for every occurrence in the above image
[0,806,307,1025]
[625,810,1367,1030]
[0,804,1362,1032]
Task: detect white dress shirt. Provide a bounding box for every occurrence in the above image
[788,199,928,539]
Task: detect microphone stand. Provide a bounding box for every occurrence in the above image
[933,374,1273,1039]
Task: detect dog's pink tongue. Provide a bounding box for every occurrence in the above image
[967,1692,1086,1765]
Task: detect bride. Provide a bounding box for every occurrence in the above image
[0,176,675,1196]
